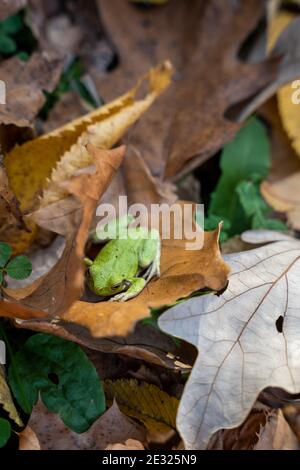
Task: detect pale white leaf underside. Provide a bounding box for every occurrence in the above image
[159,236,300,449]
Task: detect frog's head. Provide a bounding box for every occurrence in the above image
[88,266,131,297]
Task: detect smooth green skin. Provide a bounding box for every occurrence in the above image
[86,216,160,301]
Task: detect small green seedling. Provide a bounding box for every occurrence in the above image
[0,242,32,287]
[0,14,23,55]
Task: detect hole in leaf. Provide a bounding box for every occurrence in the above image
[48,373,59,385]
[276,315,284,333]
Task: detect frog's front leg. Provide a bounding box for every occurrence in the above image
[139,234,161,281]
[110,277,146,302]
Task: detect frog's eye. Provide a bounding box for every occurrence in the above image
[111,282,123,290]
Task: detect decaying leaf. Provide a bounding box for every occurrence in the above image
[4,61,173,214]
[0,365,22,427]
[2,145,125,316]
[208,404,299,450]
[0,1,26,21]
[254,409,299,450]
[59,223,229,338]
[96,0,300,180]
[19,399,146,450]
[105,439,145,450]
[159,230,300,449]
[0,52,62,128]
[0,164,25,230]
[261,172,300,230]
[267,11,300,160]
[105,379,178,433]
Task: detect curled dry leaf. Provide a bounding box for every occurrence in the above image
[59,223,230,338]
[11,214,229,340]
[261,172,300,230]
[159,230,300,449]
[208,404,299,450]
[13,321,195,370]
[96,0,300,180]
[5,61,173,214]
[19,399,146,450]
[1,145,125,316]
[267,11,300,161]
[3,61,173,252]
[0,365,22,427]
[254,409,299,450]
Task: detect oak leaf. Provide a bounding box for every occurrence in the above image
[19,400,146,450]
[159,230,300,449]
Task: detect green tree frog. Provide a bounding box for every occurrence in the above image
[85,215,160,301]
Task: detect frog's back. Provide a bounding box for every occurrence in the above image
[94,238,140,271]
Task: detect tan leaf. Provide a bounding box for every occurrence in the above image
[59,223,230,338]
[159,230,300,449]
[105,379,178,433]
[19,400,146,450]
[254,409,299,450]
[0,365,22,427]
[105,439,145,450]
[261,173,300,230]
[1,145,125,317]
[0,52,62,128]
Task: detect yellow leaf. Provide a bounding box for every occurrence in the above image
[0,365,22,427]
[267,11,300,159]
[104,379,178,433]
[3,61,173,252]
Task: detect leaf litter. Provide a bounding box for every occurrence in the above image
[1,0,300,452]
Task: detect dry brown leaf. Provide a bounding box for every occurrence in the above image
[0,365,22,427]
[19,400,146,450]
[14,321,196,370]
[1,145,125,317]
[0,0,26,20]
[105,439,145,450]
[3,61,173,252]
[208,404,269,450]
[261,173,300,230]
[208,404,299,450]
[59,223,229,338]
[258,98,300,182]
[267,11,300,161]
[96,0,285,180]
[0,164,25,231]
[254,409,299,450]
[105,379,178,433]
[0,52,62,128]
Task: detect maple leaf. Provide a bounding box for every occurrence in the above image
[159,230,300,449]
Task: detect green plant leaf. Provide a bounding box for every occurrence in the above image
[0,243,12,268]
[236,180,287,232]
[5,255,32,280]
[0,34,17,54]
[0,14,23,35]
[0,418,11,448]
[8,334,106,433]
[208,117,271,236]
